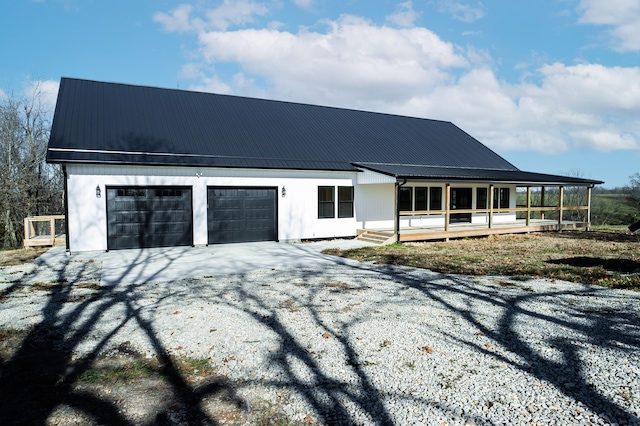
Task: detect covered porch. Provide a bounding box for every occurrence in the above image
[354,164,601,244]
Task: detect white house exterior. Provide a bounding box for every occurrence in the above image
[48,78,600,252]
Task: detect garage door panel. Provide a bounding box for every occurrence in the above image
[207,187,277,244]
[107,186,193,250]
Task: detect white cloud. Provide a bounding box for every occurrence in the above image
[577,0,640,51]
[195,14,468,106]
[22,79,60,113]
[437,0,485,23]
[385,1,419,28]
[156,7,640,155]
[154,0,269,33]
[292,0,313,10]
[206,0,269,31]
[154,4,195,32]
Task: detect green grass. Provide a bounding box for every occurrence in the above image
[77,356,217,384]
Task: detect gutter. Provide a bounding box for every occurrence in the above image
[395,178,407,243]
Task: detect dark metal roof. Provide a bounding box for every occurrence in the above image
[354,163,603,185]
[47,78,602,186]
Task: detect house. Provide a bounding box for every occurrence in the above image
[46,78,602,252]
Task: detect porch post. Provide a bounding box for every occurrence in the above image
[558,186,564,225]
[394,181,400,243]
[526,186,531,227]
[444,184,451,232]
[586,186,592,230]
[540,187,546,220]
[488,184,494,228]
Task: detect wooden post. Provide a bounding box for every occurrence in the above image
[24,218,28,244]
[50,217,55,246]
[526,186,531,227]
[444,184,451,233]
[558,186,564,225]
[540,187,545,220]
[586,186,592,230]
[488,185,494,228]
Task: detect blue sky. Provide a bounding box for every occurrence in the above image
[2,0,639,188]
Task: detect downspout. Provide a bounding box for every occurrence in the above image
[395,178,407,243]
[63,165,70,255]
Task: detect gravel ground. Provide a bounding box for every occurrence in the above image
[1,251,640,425]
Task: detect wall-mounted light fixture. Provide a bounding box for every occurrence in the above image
[281,186,286,197]
[96,185,101,198]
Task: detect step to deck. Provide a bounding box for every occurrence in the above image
[356,231,395,245]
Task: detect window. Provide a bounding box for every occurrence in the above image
[493,187,510,209]
[499,188,510,209]
[318,186,335,218]
[398,187,413,211]
[477,188,487,210]
[338,186,354,218]
[429,187,442,210]
[415,187,428,211]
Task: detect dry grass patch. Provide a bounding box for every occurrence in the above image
[324,230,640,291]
[0,247,48,266]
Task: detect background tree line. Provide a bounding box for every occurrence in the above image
[0,85,63,248]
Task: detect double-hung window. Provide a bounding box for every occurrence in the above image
[338,186,354,218]
[398,187,413,211]
[415,187,428,211]
[429,187,442,210]
[477,188,488,210]
[318,186,335,218]
[493,187,510,209]
[318,186,354,218]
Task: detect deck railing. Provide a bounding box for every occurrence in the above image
[23,215,66,248]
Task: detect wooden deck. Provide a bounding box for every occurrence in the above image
[358,219,590,243]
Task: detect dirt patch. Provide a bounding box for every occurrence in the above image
[0,248,48,267]
[324,230,640,290]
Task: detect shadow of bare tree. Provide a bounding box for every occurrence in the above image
[1,245,639,425]
[0,248,245,425]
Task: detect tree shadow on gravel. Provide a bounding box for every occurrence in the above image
[227,271,396,425]
[191,257,640,425]
[0,248,244,425]
[375,266,640,424]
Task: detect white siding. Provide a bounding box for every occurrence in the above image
[356,168,396,184]
[355,184,395,229]
[66,164,360,252]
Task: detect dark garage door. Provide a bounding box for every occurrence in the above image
[208,187,277,244]
[107,186,193,250]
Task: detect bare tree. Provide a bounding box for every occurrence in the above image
[0,84,62,248]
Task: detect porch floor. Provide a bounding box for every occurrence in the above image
[360,219,590,243]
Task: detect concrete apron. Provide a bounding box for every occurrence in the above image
[38,240,372,286]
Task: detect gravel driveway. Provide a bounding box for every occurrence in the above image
[1,246,639,425]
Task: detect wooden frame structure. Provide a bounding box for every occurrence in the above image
[23,215,66,248]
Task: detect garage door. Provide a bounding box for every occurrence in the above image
[207,187,277,244]
[106,186,193,250]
